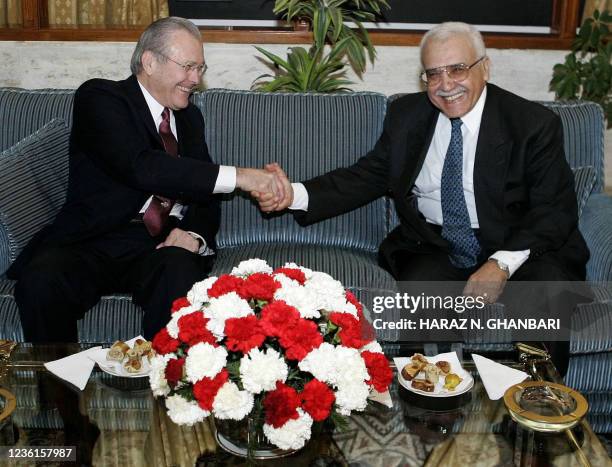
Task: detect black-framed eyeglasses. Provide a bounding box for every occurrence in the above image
[157,53,208,76]
[420,56,486,85]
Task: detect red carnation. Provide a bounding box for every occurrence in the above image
[193,368,229,411]
[239,273,280,302]
[273,267,306,285]
[152,327,180,355]
[345,291,363,315]
[259,301,301,337]
[263,382,301,428]
[207,274,245,298]
[225,315,266,353]
[164,357,185,387]
[362,351,393,393]
[329,312,369,349]
[278,318,323,361]
[171,297,192,313]
[301,379,335,421]
[177,312,217,346]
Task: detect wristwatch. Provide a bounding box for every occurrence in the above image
[489,258,510,276]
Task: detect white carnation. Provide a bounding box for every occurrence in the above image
[240,348,288,394]
[203,292,253,339]
[272,272,301,288]
[334,345,370,385]
[187,276,218,307]
[165,394,209,425]
[263,409,313,450]
[334,380,370,415]
[166,305,201,339]
[185,342,227,383]
[298,343,338,384]
[360,340,383,354]
[282,262,313,280]
[304,272,356,316]
[231,258,273,276]
[273,284,320,319]
[149,354,172,397]
[212,381,254,420]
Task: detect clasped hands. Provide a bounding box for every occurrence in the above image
[237,163,294,212]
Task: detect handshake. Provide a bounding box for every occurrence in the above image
[236,163,294,213]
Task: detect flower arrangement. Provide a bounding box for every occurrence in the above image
[149,259,393,451]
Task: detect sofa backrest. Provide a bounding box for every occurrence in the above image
[0,88,74,153]
[538,100,606,193]
[193,89,389,252]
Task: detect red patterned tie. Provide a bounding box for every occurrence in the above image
[143,107,178,236]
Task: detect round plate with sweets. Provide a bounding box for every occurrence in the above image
[394,352,474,398]
[88,346,151,378]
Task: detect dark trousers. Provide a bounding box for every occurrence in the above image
[394,250,586,377]
[13,223,213,343]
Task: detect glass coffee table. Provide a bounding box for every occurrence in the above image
[0,342,610,466]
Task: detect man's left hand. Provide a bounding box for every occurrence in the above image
[156,228,199,253]
[463,260,509,303]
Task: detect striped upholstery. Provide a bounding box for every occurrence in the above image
[213,243,395,291]
[0,279,23,341]
[0,119,70,275]
[580,193,612,281]
[193,89,388,251]
[570,299,612,354]
[566,352,612,392]
[572,166,597,217]
[0,87,74,152]
[538,100,606,193]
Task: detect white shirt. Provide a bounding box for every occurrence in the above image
[137,81,236,254]
[290,87,529,276]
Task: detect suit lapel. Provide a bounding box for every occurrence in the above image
[474,84,512,248]
[122,75,164,148]
[400,106,438,198]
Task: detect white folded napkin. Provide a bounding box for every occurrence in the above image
[473,353,529,400]
[44,346,102,391]
[369,389,393,408]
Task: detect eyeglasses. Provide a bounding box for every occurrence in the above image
[157,53,208,76]
[420,56,486,85]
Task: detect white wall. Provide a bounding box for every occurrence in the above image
[1,41,609,188]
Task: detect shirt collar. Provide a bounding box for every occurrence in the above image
[438,85,487,135]
[137,79,167,124]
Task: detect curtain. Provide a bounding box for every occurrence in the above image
[583,0,611,21]
[0,0,22,27]
[47,0,168,26]
[0,0,167,27]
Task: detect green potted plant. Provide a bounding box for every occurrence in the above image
[253,0,389,92]
[550,9,611,127]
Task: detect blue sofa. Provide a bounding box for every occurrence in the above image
[1,87,611,431]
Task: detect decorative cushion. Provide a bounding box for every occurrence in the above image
[0,87,74,152]
[572,166,597,218]
[0,119,70,275]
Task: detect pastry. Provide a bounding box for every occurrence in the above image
[443,373,462,391]
[401,362,424,381]
[411,353,428,365]
[134,339,153,360]
[435,360,451,375]
[411,378,434,392]
[107,340,129,362]
[424,363,440,385]
[124,349,142,373]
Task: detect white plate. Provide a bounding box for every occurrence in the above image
[394,352,474,398]
[88,347,151,378]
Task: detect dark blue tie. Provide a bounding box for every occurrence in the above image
[441,118,480,268]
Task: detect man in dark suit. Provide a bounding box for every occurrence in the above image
[255,22,589,373]
[8,17,284,342]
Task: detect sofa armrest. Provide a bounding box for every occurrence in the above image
[580,193,612,282]
[580,193,612,281]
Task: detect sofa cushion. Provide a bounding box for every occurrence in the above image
[0,119,70,275]
[572,166,597,217]
[0,88,74,152]
[194,89,388,252]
